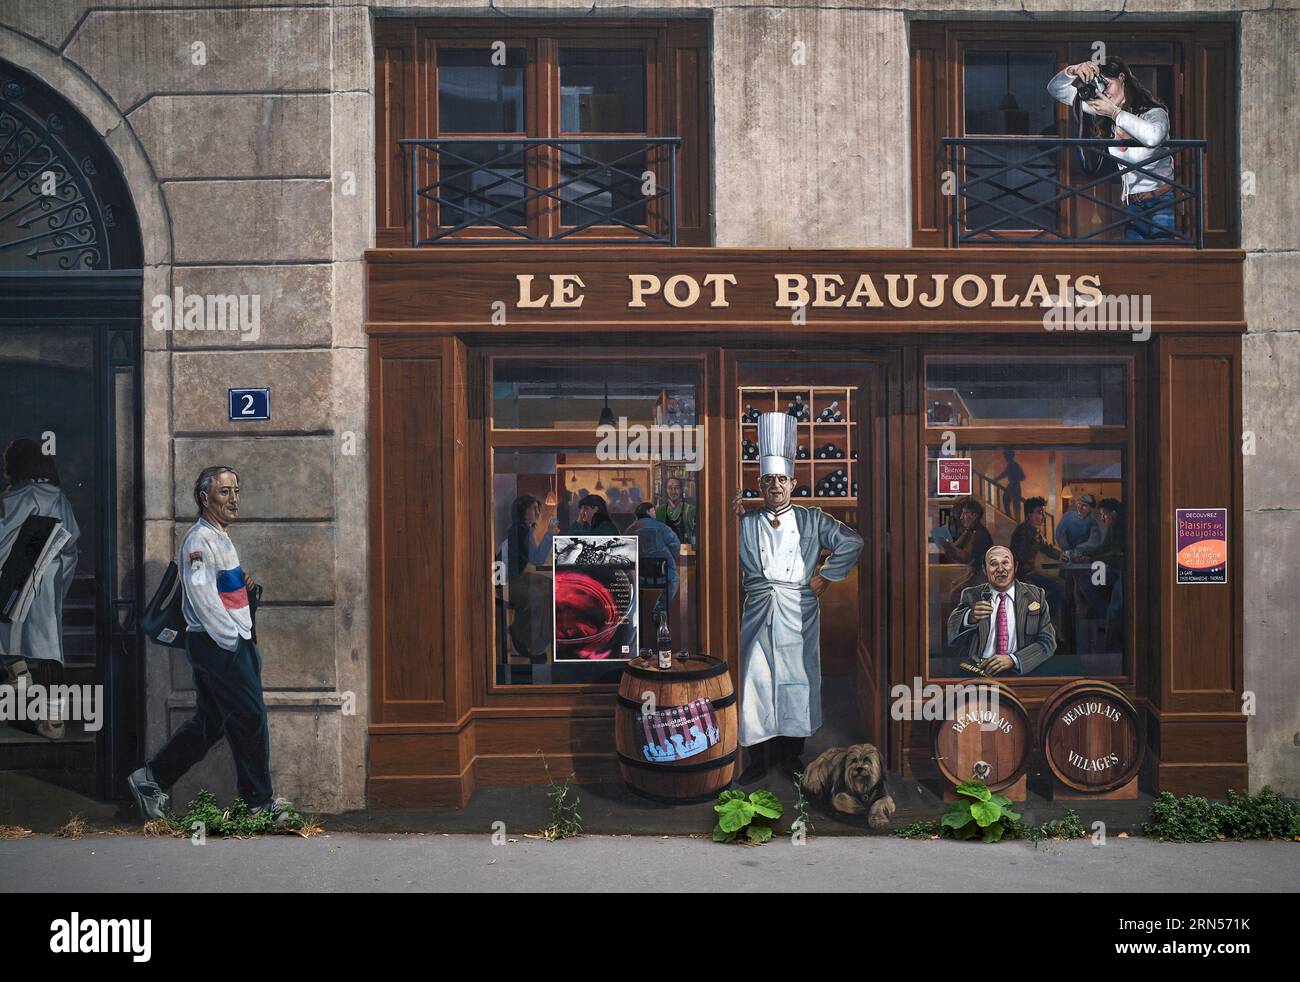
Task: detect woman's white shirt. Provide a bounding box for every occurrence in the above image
[1047,69,1174,201]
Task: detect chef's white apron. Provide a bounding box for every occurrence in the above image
[738,576,821,745]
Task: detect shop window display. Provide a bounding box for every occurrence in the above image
[927,447,1126,678]
[491,359,702,686]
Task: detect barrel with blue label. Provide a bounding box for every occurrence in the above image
[616,654,737,802]
[1039,679,1144,799]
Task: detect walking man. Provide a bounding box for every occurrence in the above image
[127,466,296,825]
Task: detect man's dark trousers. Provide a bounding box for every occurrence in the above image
[148,631,273,808]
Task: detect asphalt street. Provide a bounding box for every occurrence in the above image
[2,833,1295,892]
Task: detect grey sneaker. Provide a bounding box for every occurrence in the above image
[127,766,170,821]
[250,796,299,828]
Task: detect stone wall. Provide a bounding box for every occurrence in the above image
[2,0,1295,804]
[1239,6,1300,797]
[0,0,373,812]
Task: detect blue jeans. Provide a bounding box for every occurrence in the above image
[149,632,273,808]
[1124,189,1176,240]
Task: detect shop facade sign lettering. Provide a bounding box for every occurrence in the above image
[515,271,1104,312]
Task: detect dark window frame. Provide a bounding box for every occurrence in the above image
[484,350,710,694]
[909,20,1239,247]
[375,19,712,246]
[919,350,1141,691]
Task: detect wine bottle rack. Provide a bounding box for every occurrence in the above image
[738,385,859,505]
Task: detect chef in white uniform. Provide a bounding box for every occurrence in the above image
[733,413,863,783]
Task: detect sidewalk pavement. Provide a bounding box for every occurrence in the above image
[2,833,1295,892]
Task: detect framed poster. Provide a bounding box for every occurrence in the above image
[936,457,972,496]
[1175,508,1228,584]
[552,535,639,661]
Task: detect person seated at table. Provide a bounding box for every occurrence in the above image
[574,494,619,535]
[629,502,680,616]
[938,496,993,593]
[504,495,556,661]
[1009,496,1070,649]
[1076,498,1126,651]
[1056,493,1102,558]
[948,546,1058,676]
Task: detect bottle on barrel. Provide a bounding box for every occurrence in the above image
[656,611,672,670]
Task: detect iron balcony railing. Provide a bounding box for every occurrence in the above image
[401,137,680,245]
[942,136,1208,247]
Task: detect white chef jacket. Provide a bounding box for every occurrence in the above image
[759,509,802,581]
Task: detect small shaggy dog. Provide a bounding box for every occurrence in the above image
[801,743,896,829]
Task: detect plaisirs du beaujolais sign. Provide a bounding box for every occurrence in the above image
[1175,508,1227,584]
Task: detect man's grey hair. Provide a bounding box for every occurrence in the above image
[194,465,239,517]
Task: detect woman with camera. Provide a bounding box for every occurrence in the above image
[1048,57,1175,240]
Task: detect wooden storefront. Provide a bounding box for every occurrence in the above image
[364,246,1246,808]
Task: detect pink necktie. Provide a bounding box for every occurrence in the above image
[996,593,1009,656]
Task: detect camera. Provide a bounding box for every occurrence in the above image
[1072,75,1108,102]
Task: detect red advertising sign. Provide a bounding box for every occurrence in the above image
[936,457,972,496]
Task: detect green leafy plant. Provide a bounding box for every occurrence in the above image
[1034,810,1087,842]
[940,780,1021,843]
[1144,787,1300,842]
[893,804,1087,845]
[175,790,305,838]
[790,771,814,838]
[713,788,784,844]
[538,752,583,841]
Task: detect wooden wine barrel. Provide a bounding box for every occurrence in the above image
[616,655,737,802]
[1039,680,1144,794]
[930,683,1031,794]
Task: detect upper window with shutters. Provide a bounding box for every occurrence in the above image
[374,20,712,247]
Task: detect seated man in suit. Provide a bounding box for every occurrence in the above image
[947,545,1057,676]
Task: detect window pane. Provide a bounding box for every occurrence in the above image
[437,47,525,133]
[558,141,647,228]
[560,48,646,132]
[962,142,1059,235]
[926,447,1126,678]
[963,50,1058,136]
[493,360,697,431]
[493,449,699,685]
[434,141,527,228]
[927,357,1128,426]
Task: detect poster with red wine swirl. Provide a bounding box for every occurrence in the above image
[552,535,639,661]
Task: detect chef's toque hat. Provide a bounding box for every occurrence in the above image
[758,412,797,479]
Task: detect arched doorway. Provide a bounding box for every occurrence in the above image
[0,60,143,802]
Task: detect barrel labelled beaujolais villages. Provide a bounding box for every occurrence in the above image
[930,683,1031,796]
[616,654,738,801]
[1039,679,1144,796]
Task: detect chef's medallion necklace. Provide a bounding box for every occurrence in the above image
[768,504,792,528]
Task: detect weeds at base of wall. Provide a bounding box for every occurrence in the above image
[54,815,87,839]
[165,790,320,839]
[536,751,583,841]
[1143,788,1300,842]
[791,770,814,838]
[892,811,1086,845]
[894,786,1300,843]
[712,788,784,844]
